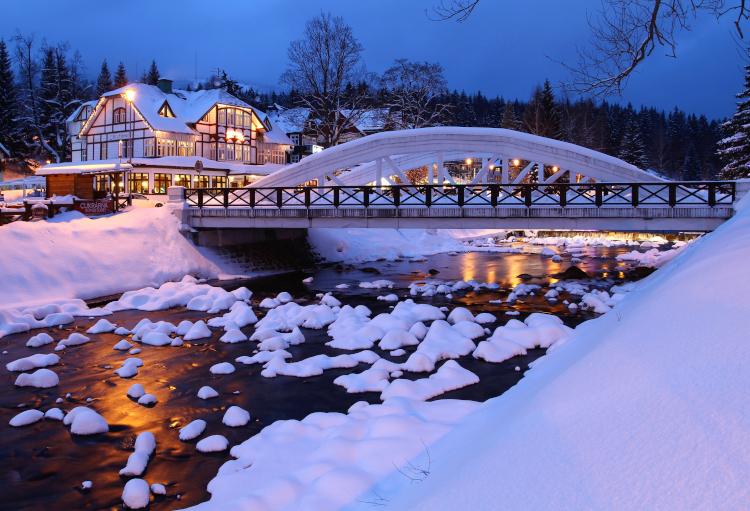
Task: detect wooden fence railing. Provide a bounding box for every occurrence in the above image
[184,182,736,210]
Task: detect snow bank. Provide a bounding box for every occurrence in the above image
[186,398,480,511]
[376,198,750,509]
[0,208,218,311]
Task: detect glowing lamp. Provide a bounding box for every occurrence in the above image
[124,89,136,102]
[512,159,520,166]
[465,158,472,165]
[489,164,495,171]
[552,166,559,172]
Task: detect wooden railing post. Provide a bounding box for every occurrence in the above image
[425,185,432,207]
[457,184,465,207]
[333,186,340,208]
[249,188,256,208]
[392,186,400,208]
[276,188,283,208]
[668,183,677,207]
[595,184,603,207]
[197,189,204,209]
[559,184,567,208]
[708,183,716,207]
[363,186,370,208]
[490,184,498,207]
[223,188,229,208]
[524,185,532,207]
[631,184,639,207]
[304,187,311,208]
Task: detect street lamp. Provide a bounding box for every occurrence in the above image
[123,88,136,195]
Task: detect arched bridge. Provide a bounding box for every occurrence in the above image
[174,127,742,233]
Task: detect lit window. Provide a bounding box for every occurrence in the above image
[144,139,155,157]
[128,172,149,194]
[153,173,172,194]
[158,101,175,118]
[113,107,126,124]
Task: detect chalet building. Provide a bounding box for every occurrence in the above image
[37,79,293,198]
[268,106,391,163]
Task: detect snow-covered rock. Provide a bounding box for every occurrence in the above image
[15,368,59,388]
[197,386,219,399]
[179,419,207,441]
[222,406,251,427]
[9,409,44,427]
[63,406,108,435]
[196,434,228,453]
[6,353,60,372]
[86,318,117,334]
[122,478,150,509]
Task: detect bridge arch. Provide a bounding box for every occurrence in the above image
[252,127,660,188]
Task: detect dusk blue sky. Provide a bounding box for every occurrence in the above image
[2,0,745,119]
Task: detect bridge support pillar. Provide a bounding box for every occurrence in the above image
[734,179,750,210]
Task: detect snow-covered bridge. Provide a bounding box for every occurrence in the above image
[251,127,659,188]
[174,128,742,233]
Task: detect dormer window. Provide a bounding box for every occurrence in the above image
[113,107,126,124]
[76,105,92,122]
[159,101,175,118]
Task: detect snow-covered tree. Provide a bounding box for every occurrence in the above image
[0,39,19,153]
[500,102,522,131]
[682,144,702,180]
[281,12,371,147]
[114,62,128,88]
[37,45,78,162]
[380,59,450,129]
[618,116,648,168]
[523,80,561,140]
[143,60,160,85]
[96,60,112,96]
[717,58,750,179]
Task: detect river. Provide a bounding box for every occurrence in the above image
[0,241,655,510]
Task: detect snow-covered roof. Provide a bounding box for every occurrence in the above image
[36,161,134,176]
[81,84,270,137]
[268,107,311,134]
[343,108,390,132]
[36,157,282,177]
[0,175,45,190]
[65,100,97,124]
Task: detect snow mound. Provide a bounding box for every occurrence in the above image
[10,409,44,427]
[63,406,108,435]
[222,406,251,427]
[179,419,207,441]
[187,398,479,510]
[381,360,479,401]
[15,368,59,388]
[6,353,60,372]
[197,435,229,453]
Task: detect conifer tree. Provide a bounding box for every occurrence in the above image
[683,144,702,180]
[143,60,160,85]
[523,80,561,139]
[0,39,19,153]
[500,102,522,131]
[618,116,649,168]
[114,62,128,88]
[717,55,750,179]
[96,60,113,96]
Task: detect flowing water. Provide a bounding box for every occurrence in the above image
[0,244,653,511]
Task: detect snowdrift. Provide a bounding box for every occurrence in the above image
[0,208,218,309]
[374,206,750,508]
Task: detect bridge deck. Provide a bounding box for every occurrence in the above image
[187,205,733,232]
[178,182,737,233]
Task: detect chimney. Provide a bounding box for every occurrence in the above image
[157,78,173,94]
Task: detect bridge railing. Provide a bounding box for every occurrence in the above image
[184,182,735,209]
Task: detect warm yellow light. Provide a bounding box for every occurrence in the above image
[124,89,136,102]
[489,164,495,171]
[552,165,559,172]
[512,159,520,166]
[141,180,148,187]
[465,158,472,166]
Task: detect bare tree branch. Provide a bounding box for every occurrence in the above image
[432,0,750,96]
